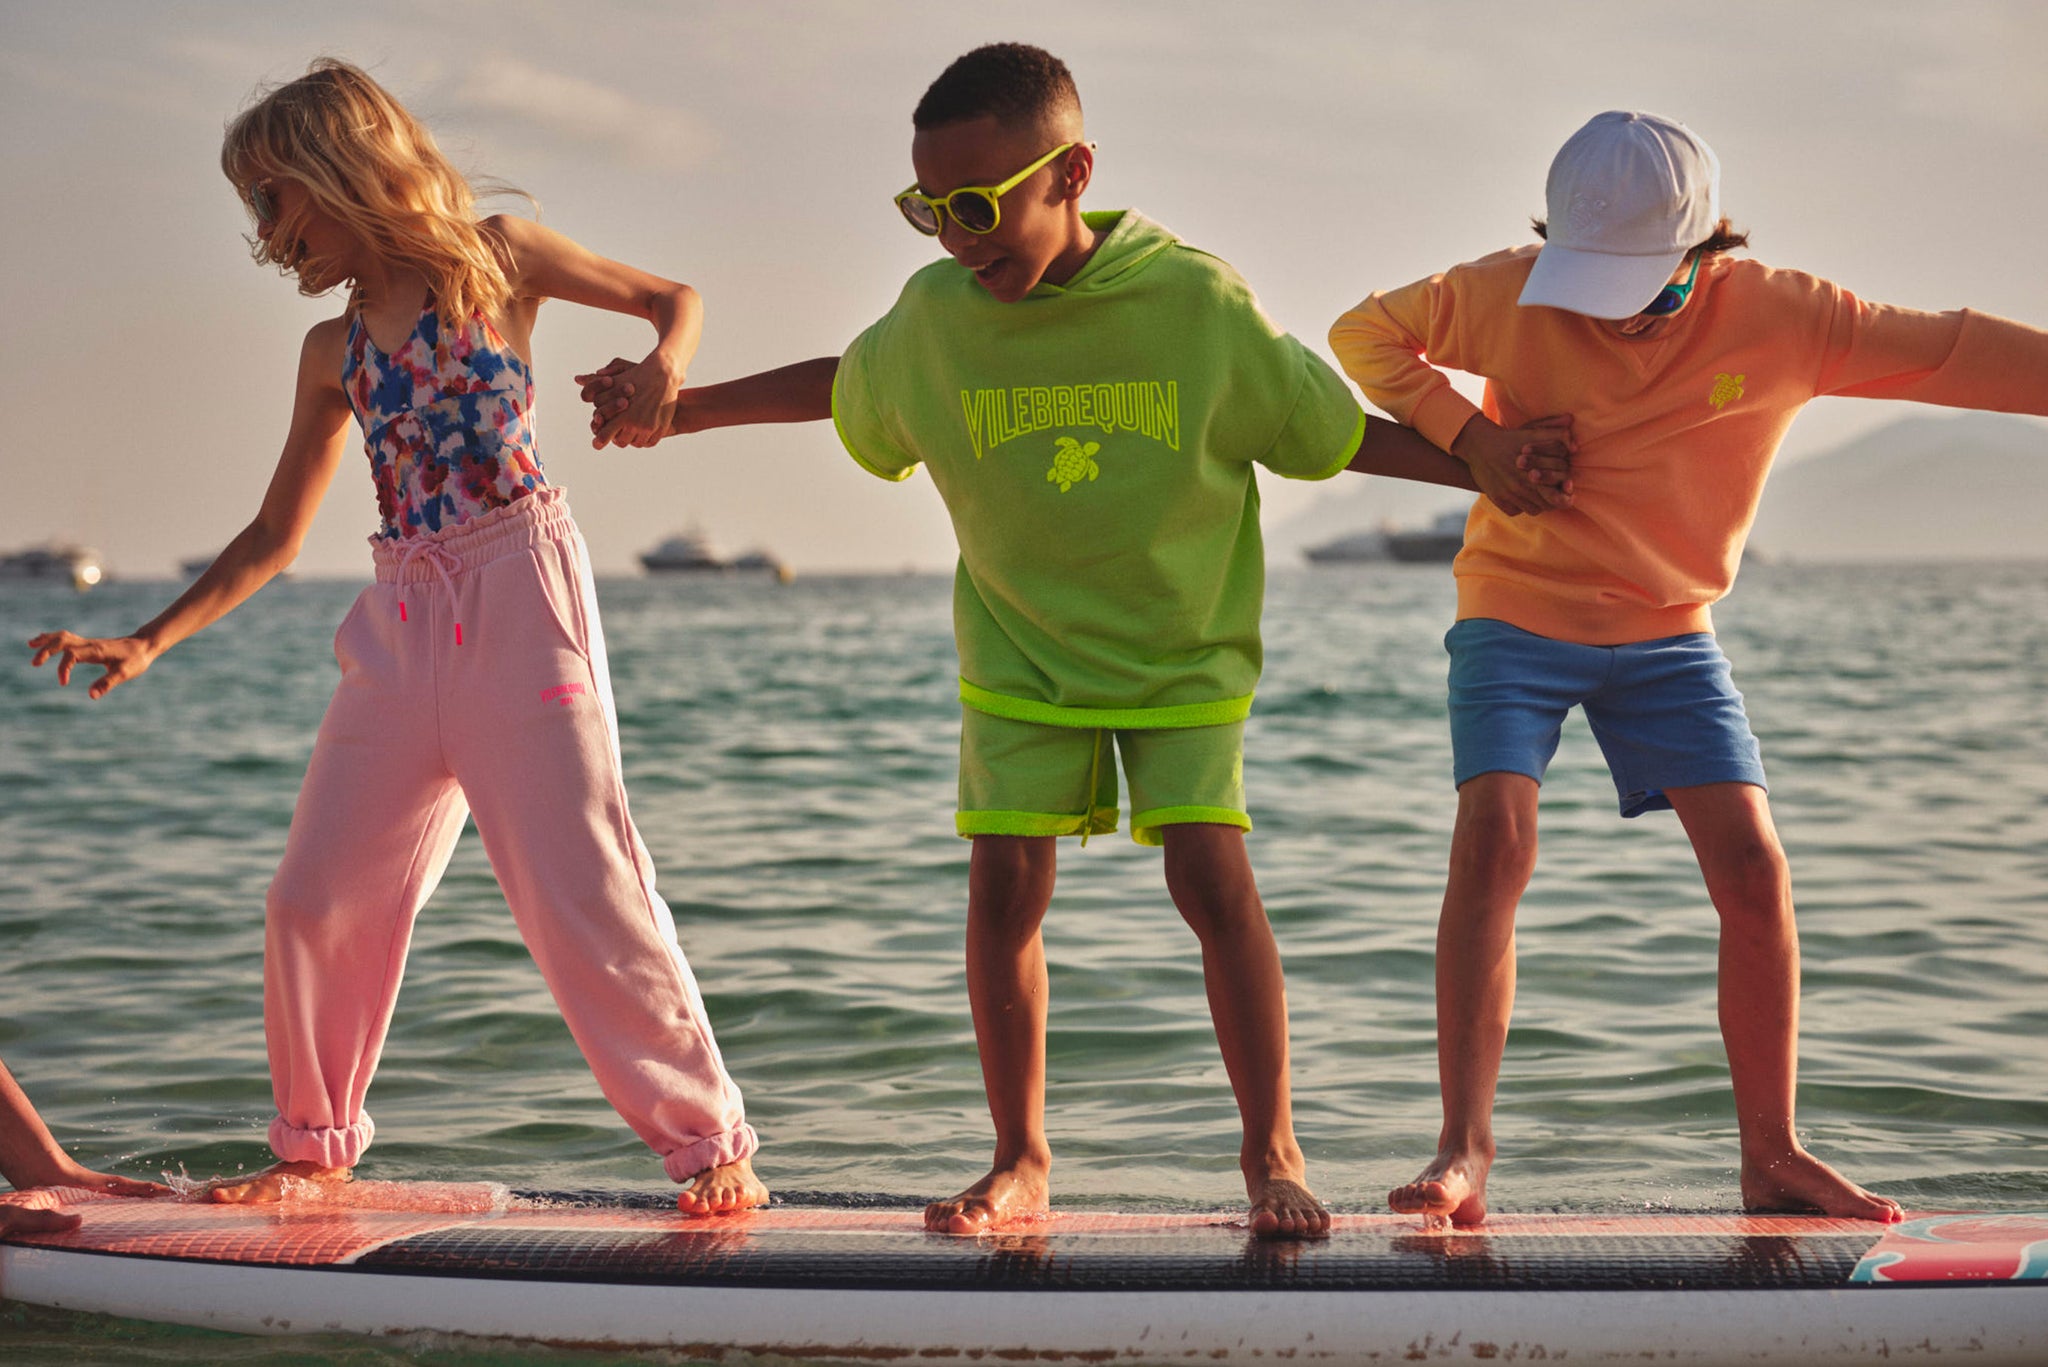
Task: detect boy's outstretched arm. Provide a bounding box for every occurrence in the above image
[1350,414,1576,517]
[580,357,838,442]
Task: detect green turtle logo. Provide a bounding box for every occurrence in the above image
[1047,435,1100,492]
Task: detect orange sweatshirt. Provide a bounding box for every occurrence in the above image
[1330,246,2048,644]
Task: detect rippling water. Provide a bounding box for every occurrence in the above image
[3,561,2045,1360]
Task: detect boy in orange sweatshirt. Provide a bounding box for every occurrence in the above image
[1331,109,2048,1228]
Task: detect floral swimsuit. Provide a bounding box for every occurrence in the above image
[342,297,545,538]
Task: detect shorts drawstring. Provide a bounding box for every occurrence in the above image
[394,540,464,645]
[1080,728,1105,846]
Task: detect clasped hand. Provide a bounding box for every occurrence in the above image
[571,355,683,449]
[1455,414,1578,517]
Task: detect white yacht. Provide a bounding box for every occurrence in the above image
[641,532,793,581]
[1302,529,1389,564]
[0,542,104,590]
[639,531,725,572]
[1383,509,1468,563]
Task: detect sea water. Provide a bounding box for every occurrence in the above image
[3,562,2045,1361]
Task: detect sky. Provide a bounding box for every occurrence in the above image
[3,0,2045,577]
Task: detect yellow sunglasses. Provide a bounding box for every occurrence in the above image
[894,142,1088,236]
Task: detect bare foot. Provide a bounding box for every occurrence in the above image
[1742,1146,1902,1223]
[1389,1147,1491,1228]
[677,1156,770,1216]
[924,1159,1050,1236]
[1247,1175,1329,1240]
[206,1160,352,1204]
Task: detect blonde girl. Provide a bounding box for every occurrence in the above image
[28,59,764,1214]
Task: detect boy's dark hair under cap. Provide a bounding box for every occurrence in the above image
[914,42,1081,132]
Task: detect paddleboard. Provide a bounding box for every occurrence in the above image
[3,1182,2044,1363]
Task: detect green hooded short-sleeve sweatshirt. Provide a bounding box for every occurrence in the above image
[832,209,1364,729]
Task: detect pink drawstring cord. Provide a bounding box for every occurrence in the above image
[393,540,464,644]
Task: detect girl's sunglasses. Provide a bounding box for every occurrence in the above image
[247,181,280,228]
[1640,252,1701,317]
[895,142,1084,236]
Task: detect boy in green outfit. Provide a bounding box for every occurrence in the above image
[582,43,1571,1237]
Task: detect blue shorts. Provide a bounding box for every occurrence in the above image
[1445,618,1767,818]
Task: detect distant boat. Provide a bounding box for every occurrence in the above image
[1304,509,1468,565]
[0,542,104,590]
[729,549,794,583]
[1302,529,1388,564]
[1383,509,1468,563]
[640,532,792,582]
[639,531,724,573]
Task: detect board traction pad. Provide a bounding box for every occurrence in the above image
[7,1184,2047,1293]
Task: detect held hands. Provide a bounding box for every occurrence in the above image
[26,632,159,700]
[1451,414,1577,517]
[579,357,835,436]
[573,354,683,449]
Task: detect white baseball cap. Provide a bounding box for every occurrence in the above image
[1518,110,1721,319]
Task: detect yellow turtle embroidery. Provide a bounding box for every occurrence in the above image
[1047,435,1101,492]
[1709,372,1746,410]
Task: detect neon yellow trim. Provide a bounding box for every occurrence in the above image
[1129,805,1252,848]
[956,808,1119,840]
[1299,410,1368,482]
[830,378,917,482]
[959,678,1254,730]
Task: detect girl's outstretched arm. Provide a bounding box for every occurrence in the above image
[483,214,702,451]
[26,321,353,699]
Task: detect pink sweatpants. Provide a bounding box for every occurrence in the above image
[263,488,756,1181]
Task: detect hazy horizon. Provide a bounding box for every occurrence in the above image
[5,1,2046,578]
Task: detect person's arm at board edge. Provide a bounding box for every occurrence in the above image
[1,1058,170,1239]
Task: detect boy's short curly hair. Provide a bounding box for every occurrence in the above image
[914,43,1081,132]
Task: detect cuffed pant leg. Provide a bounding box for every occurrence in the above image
[447,533,756,1180]
[264,588,465,1167]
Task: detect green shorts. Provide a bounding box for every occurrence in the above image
[956,707,1250,847]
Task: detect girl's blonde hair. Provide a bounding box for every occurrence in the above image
[221,58,529,322]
